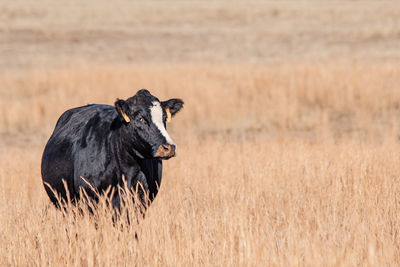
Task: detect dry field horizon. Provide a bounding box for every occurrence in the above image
[2,1,400,266]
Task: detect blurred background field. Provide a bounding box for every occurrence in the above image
[1,0,400,70]
[2,1,400,266]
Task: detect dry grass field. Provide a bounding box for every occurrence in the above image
[2,1,400,266]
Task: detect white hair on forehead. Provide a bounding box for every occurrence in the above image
[150,101,176,146]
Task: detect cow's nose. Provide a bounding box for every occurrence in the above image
[162,144,175,154]
[155,144,176,158]
[170,144,176,155]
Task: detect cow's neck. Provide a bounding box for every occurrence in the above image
[114,123,144,165]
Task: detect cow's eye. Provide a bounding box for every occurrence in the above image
[138,117,145,123]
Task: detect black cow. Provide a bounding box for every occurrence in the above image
[41,89,183,209]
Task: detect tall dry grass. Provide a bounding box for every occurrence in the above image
[1,63,400,265]
[2,63,400,138]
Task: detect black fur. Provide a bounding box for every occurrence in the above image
[41,89,183,209]
[161,98,184,116]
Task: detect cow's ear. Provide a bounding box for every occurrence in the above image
[162,98,184,122]
[115,99,131,123]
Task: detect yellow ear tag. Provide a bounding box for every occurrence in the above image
[166,108,172,122]
[119,108,131,123]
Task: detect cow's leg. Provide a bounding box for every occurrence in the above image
[116,170,149,227]
[134,171,150,208]
[123,170,149,208]
[111,188,122,210]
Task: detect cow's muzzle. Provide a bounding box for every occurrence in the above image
[154,144,176,159]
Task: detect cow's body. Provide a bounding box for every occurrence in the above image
[41,90,183,208]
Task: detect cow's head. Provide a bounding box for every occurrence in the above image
[115,89,183,159]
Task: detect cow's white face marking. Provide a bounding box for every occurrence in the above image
[150,101,176,146]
